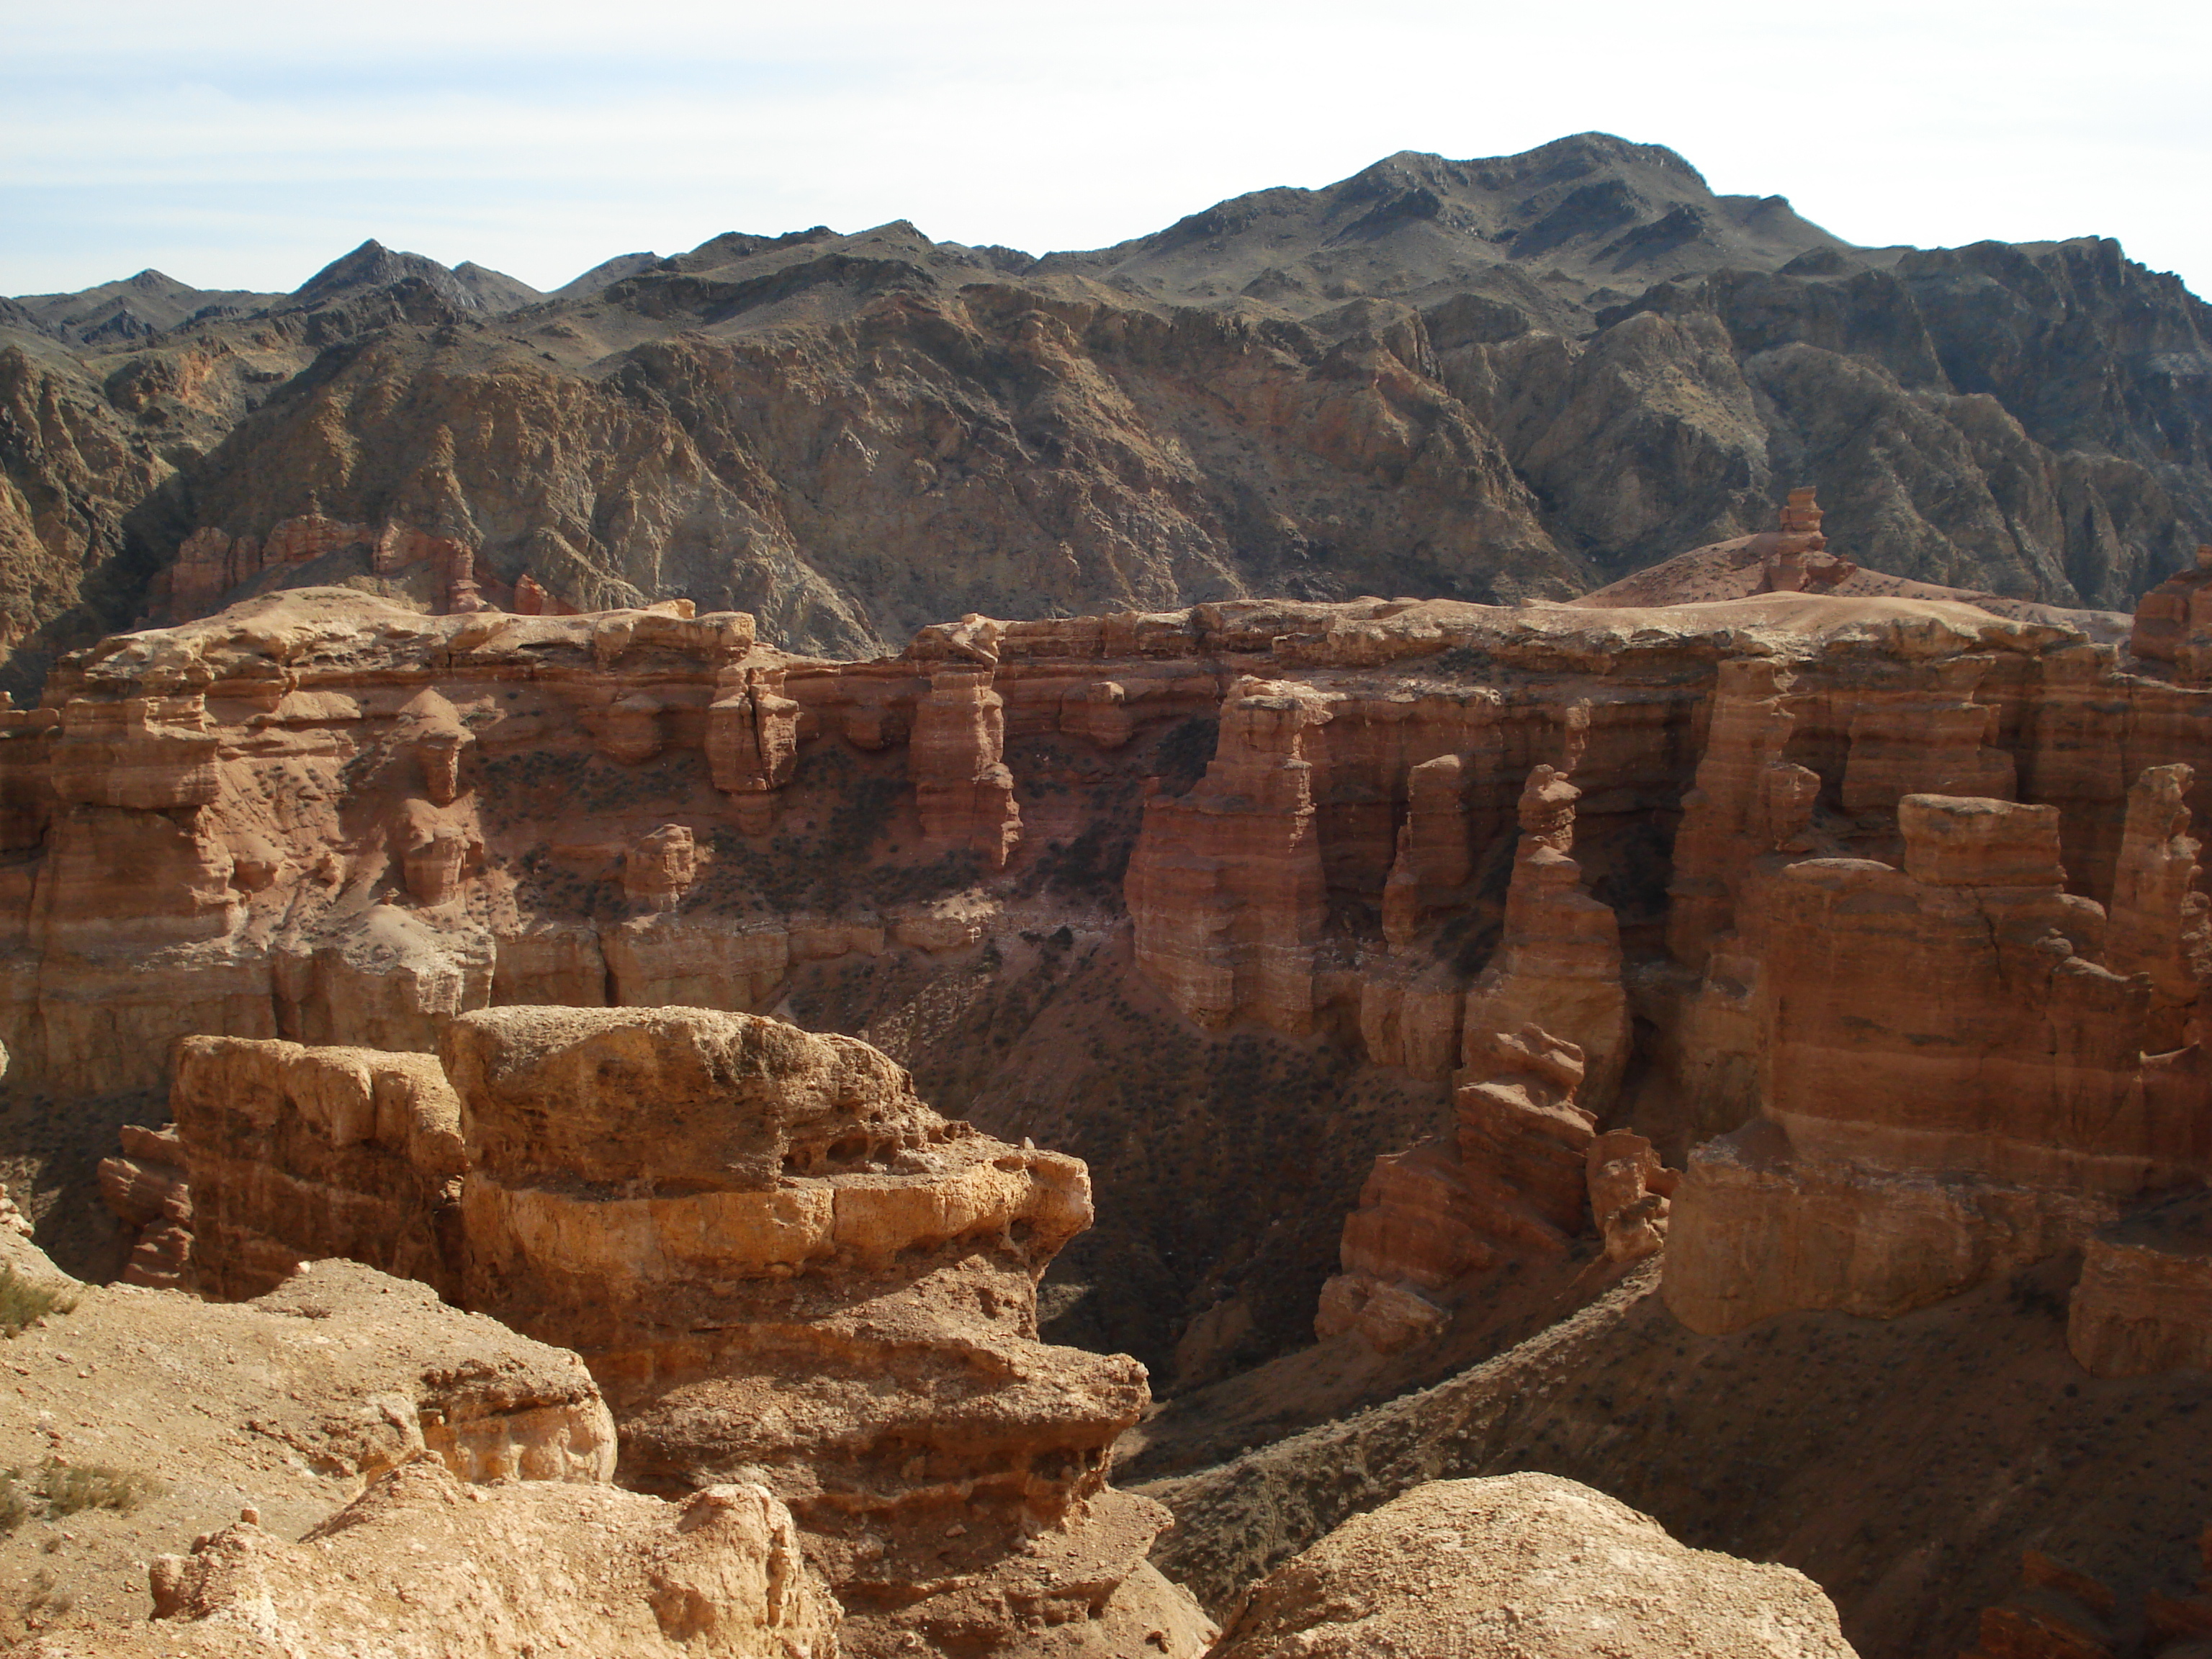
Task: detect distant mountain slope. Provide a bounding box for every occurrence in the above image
[1,132,2207,691]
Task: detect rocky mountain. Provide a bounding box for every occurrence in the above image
[4,131,2208,696]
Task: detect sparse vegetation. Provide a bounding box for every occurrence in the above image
[0,1458,167,1534]
[37,1458,168,1520]
[0,1269,74,1339]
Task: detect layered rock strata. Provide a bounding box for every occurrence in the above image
[1125,677,1331,1034]
[912,667,1022,868]
[0,579,2172,1107]
[1460,755,1630,1110]
[0,1249,620,1639]
[1316,1024,1676,1353]
[135,1004,1210,1659]
[164,1037,466,1299]
[1665,790,2212,1334]
[2067,1190,2212,1378]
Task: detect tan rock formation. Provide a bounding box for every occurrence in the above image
[1666,792,2212,1334]
[96,1123,193,1289]
[1588,1128,1678,1262]
[624,824,700,912]
[1460,762,1629,1109]
[154,1000,1207,1657]
[0,1251,619,1640]
[911,667,1021,868]
[166,1037,467,1299]
[1838,655,2015,817]
[48,696,220,811]
[32,1460,840,1659]
[392,688,470,806]
[2129,544,2212,680]
[1127,677,1332,1033]
[275,904,495,1053]
[1666,657,1819,970]
[709,665,801,832]
[2103,763,2212,1043]
[392,798,480,905]
[1317,1025,1614,1353]
[2067,1190,2212,1377]
[1207,1473,1858,1659]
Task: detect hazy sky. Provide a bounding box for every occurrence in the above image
[6,0,2208,300]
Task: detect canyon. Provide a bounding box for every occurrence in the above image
[0,485,2196,1650]
[0,124,2210,1659]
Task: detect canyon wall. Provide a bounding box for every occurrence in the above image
[17,562,2212,1385]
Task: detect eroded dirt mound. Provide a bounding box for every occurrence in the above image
[1210,1471,1856,1658]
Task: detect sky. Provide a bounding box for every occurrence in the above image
[4,0,2209,301]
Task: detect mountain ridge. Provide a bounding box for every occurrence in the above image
[1,130,2207,692]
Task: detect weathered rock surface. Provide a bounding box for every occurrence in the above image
[0,1248,616,1642]
[2067,1189,2212,1378]
[1665,788,2211,1334]
[29,1460,840,1659]
[1207,1473,1857,1659]
[166,1037,465,1299]
[138,1002,1210,1658]
[1127,677,1331,1034]
[1316,1023,1674,1353]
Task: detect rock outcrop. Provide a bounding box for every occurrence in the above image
[1316,1023,1676,1352]
[31,1460,840,1659]
[2067,1189,2212,1377]
[1207,1473,1858,1659]
[911,667,1022,868]
[130,1002,1210,1659]
[95,1123,192,1289]
[1460,750,1631,1110]
[164,1037,466,1299]
[1126,677,1332,1034]
[1665,789,2212,1335]
[0,1248,619,1640]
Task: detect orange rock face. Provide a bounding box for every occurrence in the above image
[137,1002,1210,1658]
[2067,1191,2212,1378]
[164,1037,466,1300]
[1665,790,2212,1334]
[1125,676,1332,1034]
[911,667,1022,868]
[1316,1022,1675,1352]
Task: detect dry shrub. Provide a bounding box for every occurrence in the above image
[0,1269,74,1339]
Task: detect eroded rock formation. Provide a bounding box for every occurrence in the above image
[34,1461,840,1659]
[1207,1473,1858,1659]
[1665,788,2212,1334]
[1317,1022,1676,1353]
[134,1003,1210,1659]
[1126,677,1331,1034]
[2067,1190,2212,1378]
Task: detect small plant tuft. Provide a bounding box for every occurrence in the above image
[37,1457,168,1520]
[0,1269,75,1340]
